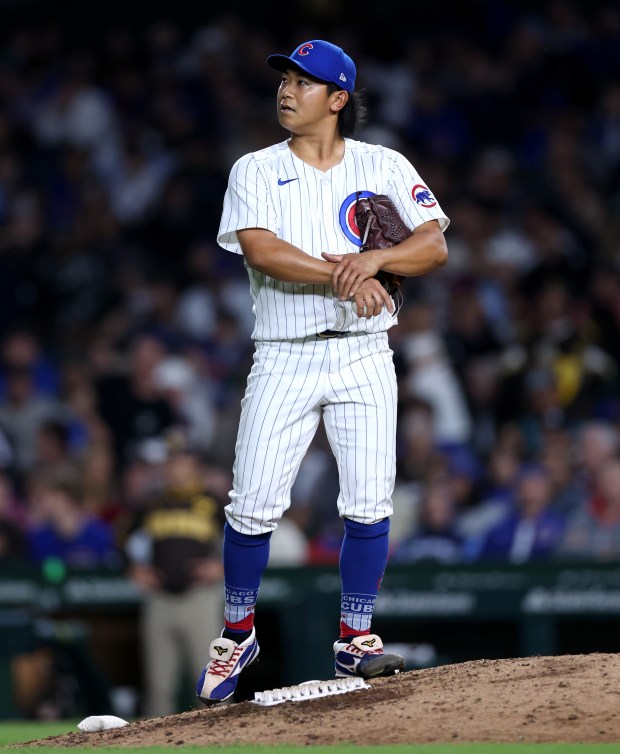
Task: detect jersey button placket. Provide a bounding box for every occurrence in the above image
[320,175,334,281]
[320,175,332,226]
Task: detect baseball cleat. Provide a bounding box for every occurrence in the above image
[196,628,260,704]
[334,634,404,678]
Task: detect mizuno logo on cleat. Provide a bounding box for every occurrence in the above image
[213,645,228,656]
[361,638,377,647]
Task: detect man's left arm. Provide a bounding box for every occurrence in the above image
[322,220,447,300]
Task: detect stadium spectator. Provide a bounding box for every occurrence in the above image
[123,431,224,716]
[473,463,567,562]
[391,478,462,564]
[0,364,69,476]
[557,457,620,561]
[0,469,26,560]
[94,333,177,468]
[33,419,73,470]
[26,466,120,568]
[397,300,471,445]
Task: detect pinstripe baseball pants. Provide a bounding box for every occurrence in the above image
[226,331,397,535]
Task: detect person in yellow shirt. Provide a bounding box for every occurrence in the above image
[125,432,224,716]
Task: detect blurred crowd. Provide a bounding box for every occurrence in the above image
[0,0,620,572]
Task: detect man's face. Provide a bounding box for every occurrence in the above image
[276,68,334,133]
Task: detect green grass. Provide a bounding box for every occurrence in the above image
[0,723,618,753]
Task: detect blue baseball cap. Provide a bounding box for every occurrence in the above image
[267,40,356,93]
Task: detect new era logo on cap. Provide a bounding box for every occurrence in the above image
[266,39,356,93]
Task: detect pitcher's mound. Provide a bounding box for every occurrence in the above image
[21,653,620,746]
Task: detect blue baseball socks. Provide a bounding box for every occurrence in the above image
[222,523,271,641]
[221,517,390,642]
[339,517,390,639]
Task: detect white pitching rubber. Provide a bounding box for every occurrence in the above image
[252,676,370,706]
[77,715,129,732]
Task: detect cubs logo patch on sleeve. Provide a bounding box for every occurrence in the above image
[412,184,437,208]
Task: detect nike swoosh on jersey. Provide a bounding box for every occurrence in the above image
[278,177,299,185]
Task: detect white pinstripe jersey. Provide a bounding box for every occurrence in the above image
[218,138,449,340]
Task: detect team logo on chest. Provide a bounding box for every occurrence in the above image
[339,190,375,245]
[412,184,437,208]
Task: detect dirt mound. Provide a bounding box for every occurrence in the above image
[20,653,620,746]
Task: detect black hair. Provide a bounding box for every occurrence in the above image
[39,420,70,449]
[327,84,368,138]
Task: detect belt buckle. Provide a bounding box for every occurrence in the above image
[317,329,345,339]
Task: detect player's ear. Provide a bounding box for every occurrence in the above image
[330,89,349,113]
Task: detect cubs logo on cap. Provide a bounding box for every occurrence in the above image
[267,39,356,92]
[339,190,375,245]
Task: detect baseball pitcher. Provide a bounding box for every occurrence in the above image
[197,38,449,704]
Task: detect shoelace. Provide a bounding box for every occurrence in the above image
[208,646,244,678]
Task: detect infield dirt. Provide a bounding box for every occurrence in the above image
[18,653,620,746]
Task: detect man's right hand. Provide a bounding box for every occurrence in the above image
[128,564,162,592]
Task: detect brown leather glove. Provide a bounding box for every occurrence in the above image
[355,193,412,297]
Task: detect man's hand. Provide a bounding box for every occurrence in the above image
[190,558,224,586]
[350,278,394,318]
[321,251,382,300]
[128,564,162,592]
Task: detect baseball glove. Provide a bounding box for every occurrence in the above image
[354,193,412,298]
